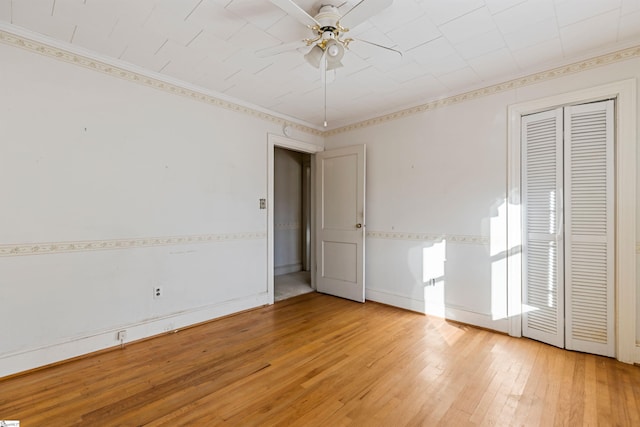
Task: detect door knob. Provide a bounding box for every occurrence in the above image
[356,223,362,228]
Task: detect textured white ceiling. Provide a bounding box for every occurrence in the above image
[2,0,640,129]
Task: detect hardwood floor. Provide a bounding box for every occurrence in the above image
[1,292,639,426]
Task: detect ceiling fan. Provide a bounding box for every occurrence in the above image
[265,0,402,127]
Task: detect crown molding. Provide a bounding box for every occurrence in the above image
[0,232,267,257]
[367,230,489,245]
[3,23,640,139]
[0,24,324,136]
[326,44,640,136]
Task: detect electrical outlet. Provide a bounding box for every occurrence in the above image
[117,330,127,341]
[153,286,163,298]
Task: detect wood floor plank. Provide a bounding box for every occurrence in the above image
[568,354,586,426]
[511,342,546,425]
[583,355,598,424]
[1,292,639,426]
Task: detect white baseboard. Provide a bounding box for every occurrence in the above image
[636,344,640,364]
[366,288,425,313]
[366,288,509,333]
[444,306,509,333]
[0,292,269,378]
[274,263,302,276]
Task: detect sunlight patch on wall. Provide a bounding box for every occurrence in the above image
[423,240,447,318]
[491,200,525,320]
[491,201,508,320]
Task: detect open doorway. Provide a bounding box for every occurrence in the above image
[273,147,313,301]
[267,134,322,305]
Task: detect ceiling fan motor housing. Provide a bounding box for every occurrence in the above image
[315,4,341,32]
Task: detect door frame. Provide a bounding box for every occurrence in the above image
[267,133,323,305]
[506,79,637,363]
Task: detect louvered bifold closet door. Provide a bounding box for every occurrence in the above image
[564,101,614,357]
[522,108,565,348]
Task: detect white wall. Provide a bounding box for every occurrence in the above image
[326,58,640,341]
[0,41,323,377]
[273,147,303,275]
[325,93,514,331]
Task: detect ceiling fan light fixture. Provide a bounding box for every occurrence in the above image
[268,0,396,127]
[304,44,324,68]
[327,43,340,58]
[325,39,344,62]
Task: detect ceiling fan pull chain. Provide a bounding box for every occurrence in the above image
[324,56,328,128]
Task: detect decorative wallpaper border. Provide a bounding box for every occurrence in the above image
[326,44,640,135]
[0,29,323,137]
[368,231,640,252]
[367,230,489,245]
[0,232,266,257]
[2,231,635,256]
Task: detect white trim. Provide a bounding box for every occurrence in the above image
[267,134,323,305]
[365,289,509,333]
[444,307,509,333]
[366,288,426,313]
[507,79,637,363]
[0,292,269,378]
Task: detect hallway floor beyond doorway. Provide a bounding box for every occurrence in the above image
[275,271,313,302]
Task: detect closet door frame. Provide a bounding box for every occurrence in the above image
[507,79,637,363]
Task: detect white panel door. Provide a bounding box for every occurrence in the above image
[564,100,615,357]
[522,108,565,348]
[315,145,366,302]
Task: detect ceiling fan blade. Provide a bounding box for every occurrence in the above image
[339,0,393,30]
[354,38,403,58]
[269,0,320,28]
[256,41,305,58]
